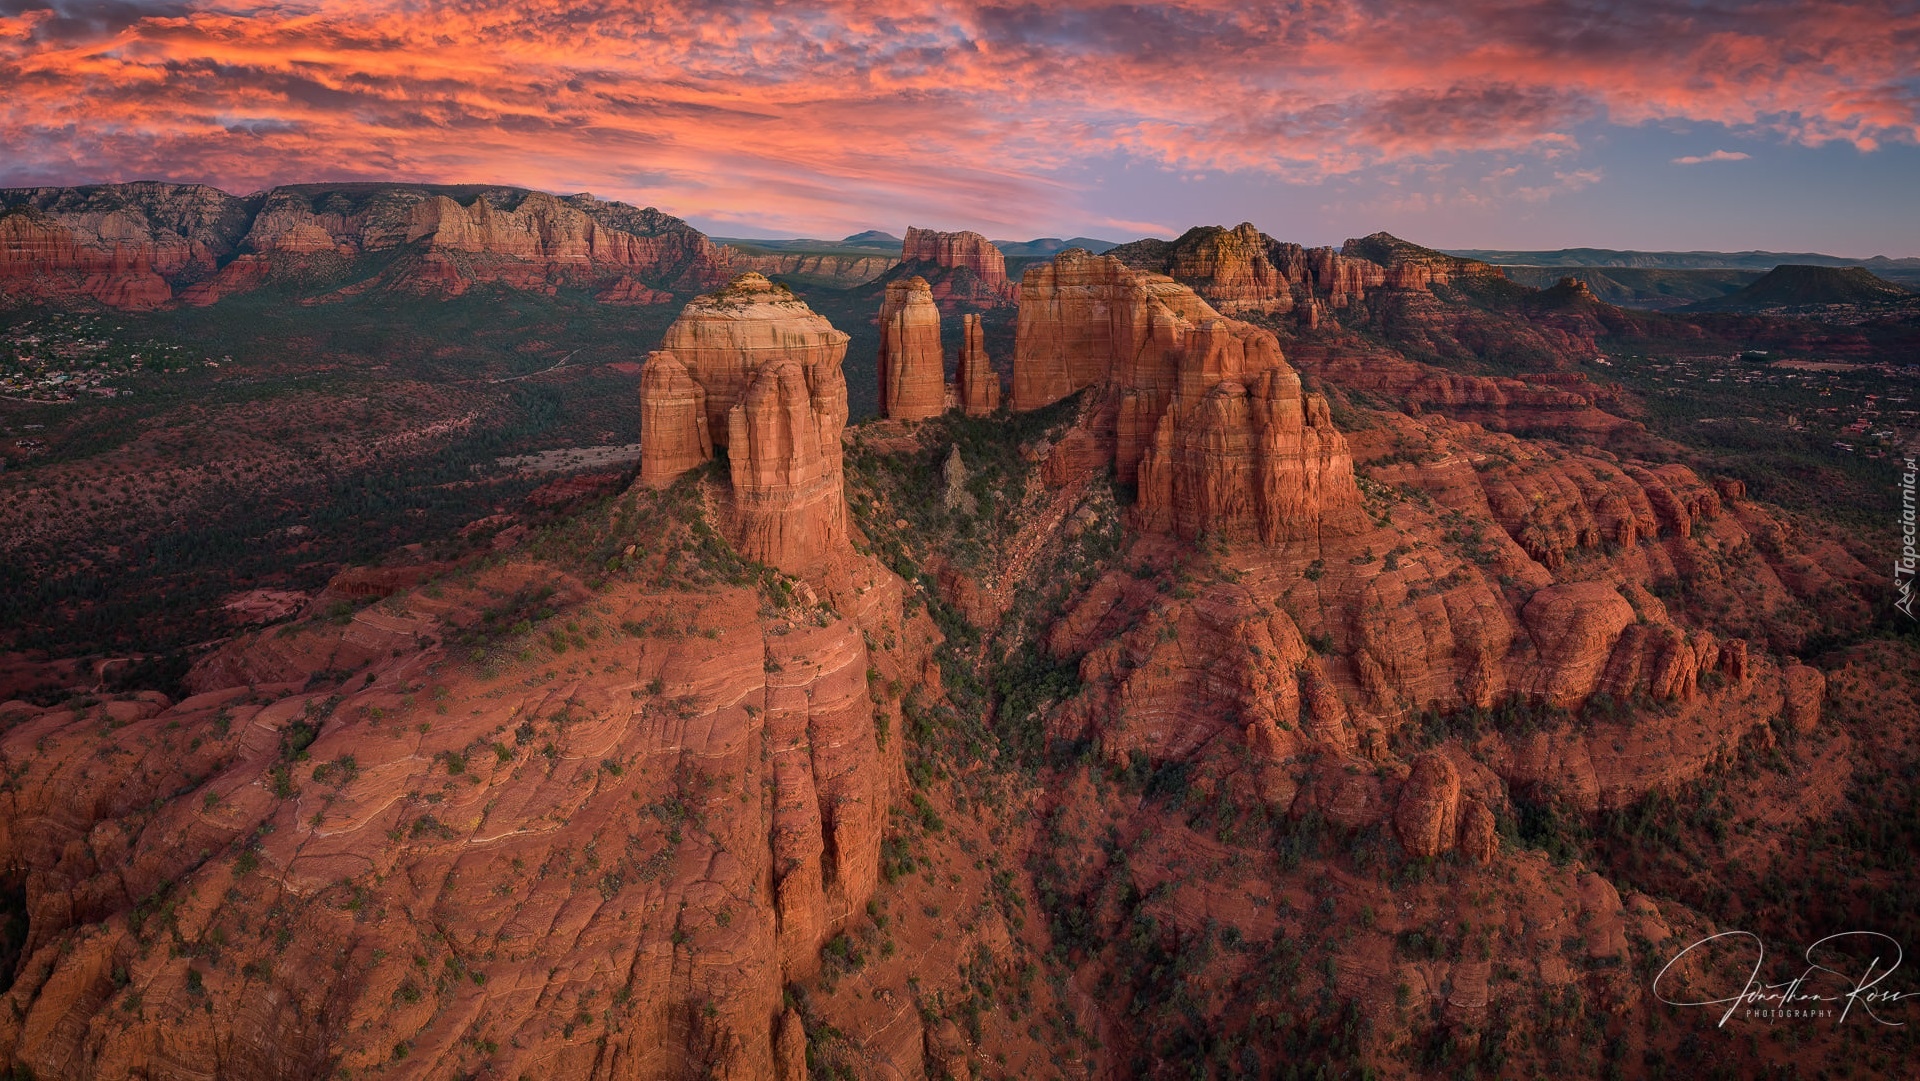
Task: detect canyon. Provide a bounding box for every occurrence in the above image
[0,196,1912,1081]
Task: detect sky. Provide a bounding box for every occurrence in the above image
[2,0,1917,254]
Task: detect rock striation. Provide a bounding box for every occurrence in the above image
[896,227,1017,305]
[659,273,853,445]
[956,314,1001,416]
[728,358,851,571]
[877,277,948,421]
[637,350,713,487]
[902,227,1008,285]
[1012,248,1364,543]
[644,273,855,571]
[0,182,729,307]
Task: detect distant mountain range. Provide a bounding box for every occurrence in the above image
[1446,245,1920,273]
[713,232,1122,258]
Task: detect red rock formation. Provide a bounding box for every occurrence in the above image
[1133,358,1364,544]
[0,525,932,1078]
[956,314,1001,416]
[637,350,713,487]
[723,248,895,287]
[901,227,1008,285]
[1782,664,1825,731]
[1394,753,1462,858]
[1013,248,1364,543]
[1108,223,1295,314]
[660,273,852,445]
[1522,583,1637,708]
[1,183,730,307]
[877,277,948,421]
[1305,247,1387,309]
[727,358,850,572]
[595,276,673,305]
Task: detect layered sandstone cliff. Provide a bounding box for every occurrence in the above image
[956,314,1001,416]
[1012,248,1365,543]
[637,350,713,487]
[896,227,1016,305]
[728,359,851,571]
[0,184,254,308]
[877,276,948,421]
[658,273,853,445]
[722,248,895,287]
[901,227,1007,284]
[0,503,930,1078]
[0,183,729,306]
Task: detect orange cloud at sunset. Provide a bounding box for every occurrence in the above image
[2,0,1917,237]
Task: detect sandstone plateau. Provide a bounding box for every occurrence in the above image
[894,227,1017,306]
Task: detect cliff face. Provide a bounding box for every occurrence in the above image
[1012,248,1365,543]
[1108,223,1293,314]
[956,314,1001,416]
[0,523,930,1079]
[0,184,255,308]
[722,248,895,287]
[637,350,714,487]
[0,183,729,307]
[658,273,853,446]
[876,276,948,421]
[896,227,1016,306]
[728,358,851,571]
[901,227,1007,285]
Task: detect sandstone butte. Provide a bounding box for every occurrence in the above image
[656,273,851,447]
[896,226,1017,305]
[876,276,949,421]
[956,314,1001,416]
[0,183,729,307]
[643,273,854,573]
[1008,247,1364,544]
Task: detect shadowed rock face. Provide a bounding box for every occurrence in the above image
[877,276,947,421]
[957,314,1001,417]
[637,350,713,487]
[659,273,852,446]
[1013,248,1365,544]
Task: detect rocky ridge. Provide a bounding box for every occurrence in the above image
[0,183,730,308]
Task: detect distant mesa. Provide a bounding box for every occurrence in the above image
[841,230,903,248]
[1678,263,1915,312]
[996,236,1121,258]
[893,226,1018,306]
[0,181,728,309]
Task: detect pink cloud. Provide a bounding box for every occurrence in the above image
[1672,150,1752,164]
[0,0,1914,233]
